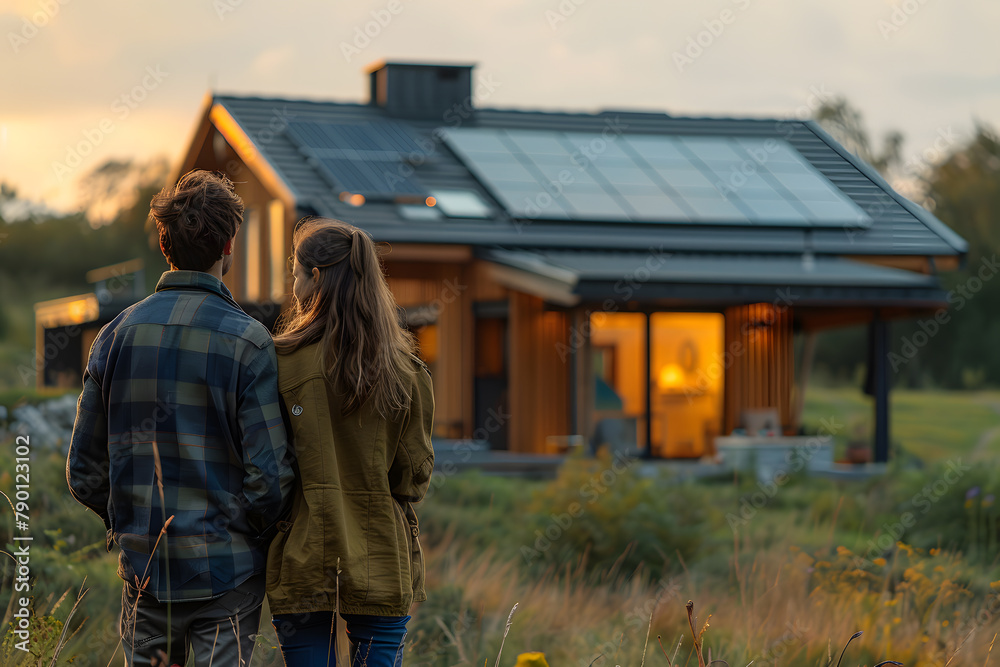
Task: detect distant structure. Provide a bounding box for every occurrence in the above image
[38,61,967,462]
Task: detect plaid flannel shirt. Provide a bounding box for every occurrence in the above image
[67,270,295,603]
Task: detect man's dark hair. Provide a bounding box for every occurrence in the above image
[150,170,244,272]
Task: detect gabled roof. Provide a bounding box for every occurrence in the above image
[208,94,966,258]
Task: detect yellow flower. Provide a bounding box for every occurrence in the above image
[515,653,550,667]
[837,546,853,557]
[990,581,1000,590]
[942,620,950,627]
[893,617,901,624]
[930,548,940,556]
[873,557,887,567]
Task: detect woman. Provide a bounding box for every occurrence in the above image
[266,217,435,667]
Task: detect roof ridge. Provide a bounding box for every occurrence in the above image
[802,120,968,255]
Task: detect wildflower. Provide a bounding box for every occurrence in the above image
[967,487,981,500]
[515,653,550,667]
[836,546,852,557]
[873,557,887,567]
[929,548,940,556]
[989,580,1000,590]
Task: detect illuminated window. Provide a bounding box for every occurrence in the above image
[590,312,647,450]
[243,207,260,301]
[589,311,725,458]
[650,313,724,458]
[269,200,286,301]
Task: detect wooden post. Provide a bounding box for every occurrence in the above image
[644,311,653,459]
[872,316,891,463]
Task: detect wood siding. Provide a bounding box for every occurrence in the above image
[385,261,474,439]
[508,292,571,453]
[723,303,794,435]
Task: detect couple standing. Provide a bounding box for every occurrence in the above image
[67,170,434,667]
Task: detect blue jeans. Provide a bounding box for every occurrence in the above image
[273,612,410,667]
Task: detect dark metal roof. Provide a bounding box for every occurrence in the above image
[481,248,949,307]
[213,95,966,258]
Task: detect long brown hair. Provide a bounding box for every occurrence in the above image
[274,217,417,418]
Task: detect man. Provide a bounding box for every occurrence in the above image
[67,170,295,666]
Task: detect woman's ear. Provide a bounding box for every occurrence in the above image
[311,267,320,283]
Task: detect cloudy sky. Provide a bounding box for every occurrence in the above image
[1,0,998,212]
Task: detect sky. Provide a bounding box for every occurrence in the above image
[1,0,998,214]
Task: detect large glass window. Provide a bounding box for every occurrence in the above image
[242,207,260,301]
[650,313,724,458]
[590,313,647,451]
[589,311,724,458]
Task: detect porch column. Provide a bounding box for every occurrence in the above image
[870,315,891,463]
[644,311,653,459]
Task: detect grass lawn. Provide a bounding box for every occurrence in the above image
[802,386,1000,463]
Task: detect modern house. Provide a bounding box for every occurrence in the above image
[37,61,967,462]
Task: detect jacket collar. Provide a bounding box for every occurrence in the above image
[155,270,238,305]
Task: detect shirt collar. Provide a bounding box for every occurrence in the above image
[155,270,238,304]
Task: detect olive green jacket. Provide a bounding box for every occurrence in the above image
[265,343,435,616]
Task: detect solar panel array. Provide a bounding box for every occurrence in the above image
[440,128,871,227]
[284,120,429,199]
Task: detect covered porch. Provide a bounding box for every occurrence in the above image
[484,248,952,463]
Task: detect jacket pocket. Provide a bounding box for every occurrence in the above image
[403,502,425,599]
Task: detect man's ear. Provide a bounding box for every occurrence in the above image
[223,237,234,256]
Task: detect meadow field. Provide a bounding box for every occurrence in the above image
[3,387,1000,666]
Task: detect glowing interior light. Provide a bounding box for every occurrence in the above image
[425,196,437,207]
[657,363,686,390]
[349,194,366,207]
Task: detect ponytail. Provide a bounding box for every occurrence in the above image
[274,218,417,419]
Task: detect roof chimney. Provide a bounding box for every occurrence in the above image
[367,61,474,121]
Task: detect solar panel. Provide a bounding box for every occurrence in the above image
[441,128,872,227]
[285,120,429,199]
